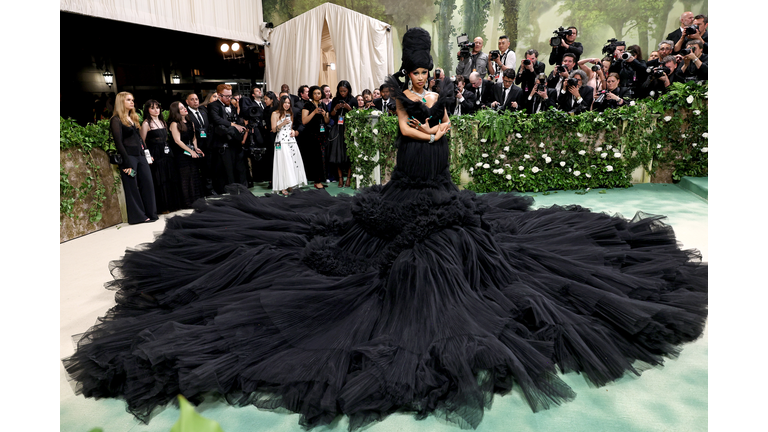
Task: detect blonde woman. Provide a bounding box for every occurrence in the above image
[110,92,157,224]
[201,92,219,107]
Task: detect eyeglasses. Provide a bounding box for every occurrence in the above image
[220,94,232,99]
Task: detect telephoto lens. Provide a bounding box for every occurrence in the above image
[591,65,601,72]
[621,52,631,60]
[523,59,531,66]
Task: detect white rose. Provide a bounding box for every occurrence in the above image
[614,152,621,158]
[692,143,697,147]
[520,174,526,178]
[681,134,686,138]
[506,174,512,180]
[606,165,614,172]
[496,169,504,175]
[482,153,489,158]
[504,164,511,167]
[356,167,361,172]
[539,143,545,148]
[532,167,540,173]
[494,160,500,164]
[560,161,566,167]
[578,150,586,155]
[542,153,548,159]
[693,110,700,115]
[469,167,474,172]
[476,162,483,167]
[364,156,369,161]
[480,138,487,143]
[504,146,510,151]
[601,153,608,158]
[499,155,506,159]
[574,170,581,176]
[702,132,708,138]
[585,173,591,178]
[483,163,490,169]
[664,116,672,122]
[561,150,567,155]
[606,145,612,150]
[629,100,636,106]
[657,144,662,149]
[577,132,583,137]
[545,157,552,163]
[524,154,530,159]
[595,147,602,151]
[686,95,694,104]
[701,147,708,153]
[518,166,525,171]
[372,129,379,135]
[515,133,522,139]
[358,154,363,158]
[354,142,359,147]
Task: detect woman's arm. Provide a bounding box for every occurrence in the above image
[396,99,446,142]
[302,108,314,125]
[169,123,198,158]
[110,117,131,172]
[140,120,150,142]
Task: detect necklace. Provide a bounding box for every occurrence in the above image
[413,87,427,103]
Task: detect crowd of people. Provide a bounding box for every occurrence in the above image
[108,11,707,223]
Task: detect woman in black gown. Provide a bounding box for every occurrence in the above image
[167,101,204,208]
[140,100,182,214]
[300,85,330,189]
[63,28,707,431]
[327,81,356,187]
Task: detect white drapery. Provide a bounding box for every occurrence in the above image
[264,3,393,95]
[60,0,265,44]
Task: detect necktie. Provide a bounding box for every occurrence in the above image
[503,87,510,106]
[195,111,204,128]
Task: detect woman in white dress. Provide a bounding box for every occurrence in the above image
[271,95,307,196]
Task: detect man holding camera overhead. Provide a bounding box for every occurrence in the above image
[488,35,516,84]
[606,40,646,95]
[455,36,489,79]
[549,26,583,65]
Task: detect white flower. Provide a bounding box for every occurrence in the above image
[614,152,621,158]
[545,157,552,163]
[532,167,540,173]
[578,150,586,155]
[664,116,672,122]
[657,144,662,149]
[504,164,511,168]
[354,142,359,147]
[606,145,612,150]
[686,95,694,104]
[559,161,566,167]
[506,174,512,180]
[701,147,708,153]
[483,163,490,169]
[496,169,504,175]
[518,166,525,171]
[595,147,602,152]
[606,165,614,172]
[469,167,474,172]
[480,138,487,143]
[585,173,591,178]
[542,153,548,159]
[520,174,526,178]
[568,168,572,172]
[681,134,686,138]
[515,133,522,139]
[539,142,545,148]
[494,160,500,164]
[693,110,701,115]
[629,100,636,106]
[574,170,581,176]
[561,150,567,155]
[363,156,369,161]
[577,132,583,137]
[476,162,483,167]
[692,143,697,147]
[499,154,506,159]
[372,129,379,135]
[702,132,708,139]
[601,153,608,158]
[503,146,510,151]
[482,153,489,158]
[357,154,363,158]
[524,154,531,159]
[591,165,596,168]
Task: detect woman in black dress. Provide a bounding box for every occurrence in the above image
[167,101,204,208]
[140,100,182,214]
[109,92,157,224]
[64,28,706,431]
[327,81,356,187]
[300,85,329,189]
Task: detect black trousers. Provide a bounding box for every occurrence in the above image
[121,154,157,224]
[220,145,248,189]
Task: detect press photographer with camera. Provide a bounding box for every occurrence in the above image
[515,49,547,94]
[469,71,495,109]
[455,35,489,79]
[523,73,557,114]
[488,35,516,84]
[556,69,593,114]
[209,83,248,190]
[667,11,694,53]
[693,14,708,54]
[675,39,707,82]
[605,39,646,96]
[593,73,631,112]
[578,57,608,100]
[646,41,674,69]
[489,69,523,112]
[449,75,478,116]
[546,53,577,94]
[549,26,583,65]
[640,55,679,99]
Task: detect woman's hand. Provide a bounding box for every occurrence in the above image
[123,168,132,175]
[195,148,205,157]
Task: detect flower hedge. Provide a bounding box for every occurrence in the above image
[345,81,708,192]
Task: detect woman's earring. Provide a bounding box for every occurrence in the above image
[408,79,413,91]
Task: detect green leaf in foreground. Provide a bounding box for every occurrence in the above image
[170,395,225,432]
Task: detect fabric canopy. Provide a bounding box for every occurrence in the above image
[60,0,265,44]
[264,3,394,95]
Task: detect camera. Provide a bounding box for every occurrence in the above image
[595,90,607,104]
[550,27,573,47]
[557,65,568,74]
[567,77,579,87]
[679,47,692,56]
[648,66,671,78]
[685,24,699,35]
[602,38,625,55]
[620,52,632,61]
[457,33,475,61]
[435,69,442,79]
[591,64,601,72]
[489,50,501,61]
[523,59,531,66]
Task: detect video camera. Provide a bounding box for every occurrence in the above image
[550,27,573,47]
[457,33,475,61]
[602,38,625,56]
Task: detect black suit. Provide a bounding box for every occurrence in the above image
[666,28,684,48]
[515,61,547,93]
[490,82,524,112]
[186,106,215,195]
[557,85,594,114]
[372,97,395,114]
[469,80,494,109]
[448,89,478,115]
[593,87,632,112]
[549,41,584,65]
[207,100,248,190]
[521,87,558,114]
[674,54,708,82]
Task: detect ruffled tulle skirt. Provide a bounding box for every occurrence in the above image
[63,169,707,430]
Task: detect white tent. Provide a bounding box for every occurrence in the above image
[264,3,394,95]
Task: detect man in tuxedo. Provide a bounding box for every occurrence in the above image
[515,48,547,94]
[185,93,216,196]
[295,85,310,109]
[547,53,577,95]
[468,72,495,110]
[674,39,707,82]
[449,75,477,116]
[556,70,593,114]
[209,83,248,191]
[522,74,558,114]
[667,11,694,54]
[646,40,674,69]
[372,84,395,114]
[489,69,524,112]
[691,15,708,54]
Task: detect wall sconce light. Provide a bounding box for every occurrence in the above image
[172,74,181,84]
[103,70,114,87]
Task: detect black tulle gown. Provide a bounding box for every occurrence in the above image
[63,77,707,430]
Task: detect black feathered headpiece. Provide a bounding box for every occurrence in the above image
[397,27,433,75]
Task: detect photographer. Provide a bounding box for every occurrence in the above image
[468,71,495,109]
[667,11,694,53]
[515,49,547,93]
[593,73,631,112]
[547,53,576,94]
[693,14,708,54]
[455,36,489,79]
[646,40,674,69]
[640,55,679,99]
[675,39,707,82]
[607,41,646,95]
[549,26,583,65]
[489,69,523,112]
[209,83,248,190]
[578,57,608,101]
[523,73,557,114]
[488,35,517,84]
[449,75,478,116]
[556,69,593,114]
